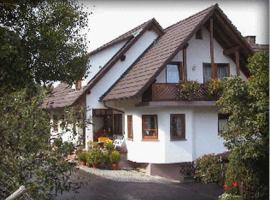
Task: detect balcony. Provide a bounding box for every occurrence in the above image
[142,82,220,102]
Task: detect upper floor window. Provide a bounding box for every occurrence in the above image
[166,62,182,83]
[195,29,203,39]
[142,115,158,140]
[203,63,229,83]
[170,114,186,140]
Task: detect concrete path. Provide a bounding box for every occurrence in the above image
[55,168,223,200]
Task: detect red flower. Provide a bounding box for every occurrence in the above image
[223,184,230,190]
[233,181,238,187]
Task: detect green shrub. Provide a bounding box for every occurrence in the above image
[110,150,121,164]
[218,193,242,200]
[53,138,62,147]
[104,141,114,152]
[87,148,103,166]
[194,154,223,184]
[77,151,88,162]
[61,142,74,156]
[179,81,200,100]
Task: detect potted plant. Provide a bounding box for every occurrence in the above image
[87,148,103,168]
[110,150,121,170]
[77,151,88,166]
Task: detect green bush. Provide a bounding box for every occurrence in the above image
[194,154,224,184]
[104,141,114,152]
[53,138,62,147]
[218,193,242,200]
[110,150,121,164]
[178,81,200,100]
[77,151,88,162]
[87,148,104,166]
[61,142,74,156]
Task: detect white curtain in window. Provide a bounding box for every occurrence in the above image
[166,64,179,83]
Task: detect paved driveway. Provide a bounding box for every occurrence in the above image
[55,169,223,200]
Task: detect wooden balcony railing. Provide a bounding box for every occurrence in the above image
[150,83,218,101]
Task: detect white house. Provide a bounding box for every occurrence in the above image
[43,4,264,179]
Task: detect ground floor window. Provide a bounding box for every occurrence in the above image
[142,115,158,140]
[218,114,228,133]
[170,114,185,140]
[127,115,133,139]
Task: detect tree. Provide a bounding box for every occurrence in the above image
[217,52,269,199]
[0,1,90,199]
[0,0,89,92]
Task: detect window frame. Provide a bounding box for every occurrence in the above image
[165,62,183,83]
[170,114,186,140]
[142,114,158,141]
[218,114,229,133]
[127,115,133,140]
[203,63,230,83]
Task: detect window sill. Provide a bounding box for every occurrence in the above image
[127,138,133,141]
[142,138,159,142]
[170,138,186,141]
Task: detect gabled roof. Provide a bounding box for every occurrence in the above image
[42,83,84,109]
[89,18,163,56]
[43,18,163,109]
[102,4,253,101]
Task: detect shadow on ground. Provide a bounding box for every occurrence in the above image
[55,169,223,200]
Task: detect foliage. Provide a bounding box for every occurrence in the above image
[77,151,89,162]
[0,89,75,199]
[0,0,90,93]
[194,154,224,184]
[178,81,201,100]
[0,1,91,199]
[87,148,104,166]
[110,150,121,164]
[217,52,269,200]
[104,141,114,153]
[60,142,74,156]
[218,193,242,200]
[205,79,223,98]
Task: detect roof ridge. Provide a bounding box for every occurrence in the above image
[164,4,218,32]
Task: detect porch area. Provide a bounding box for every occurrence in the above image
[92,108,123,142]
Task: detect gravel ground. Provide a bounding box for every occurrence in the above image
[79,166,174,183]
[55,168,223,200]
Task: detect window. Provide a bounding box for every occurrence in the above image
[195,29,203,39]
[142,115,158,140]
[203,63,212,83]
[127,115,133,139]
[217,64,229,80]
[203,63,229,83]
[218,114,228,133]
[170,114,186,140]
[166,62,182,83]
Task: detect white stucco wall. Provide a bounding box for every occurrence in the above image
[85,30,159,146]
[193,108,227,159]
[82,40,128,86]
[156,26,247,83]
[124,106,226,164]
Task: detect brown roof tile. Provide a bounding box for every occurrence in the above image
[42,83,83,109]
[103,5,217,101]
